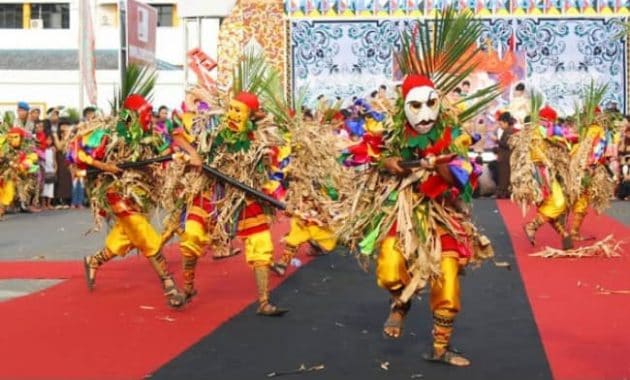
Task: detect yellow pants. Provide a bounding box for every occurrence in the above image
[180,219,210,258]
[0,180,15,207]
[572,193,589,215]
[245,229,274,266]
[105,213,161,258]
[283,217,337,252]
[538,180,567,220]
[376,236,460,314]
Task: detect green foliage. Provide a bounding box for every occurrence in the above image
[110,63,158,115]
[232,48,273,97]
[528,90,544,127]
[579,81,608,133]
[0,111,15,134]
[64,107,81,124]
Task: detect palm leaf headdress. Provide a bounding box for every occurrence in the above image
[110,63,157,116]
[396,8,500,123]
[231,47,274,98]
[577,80,608,135]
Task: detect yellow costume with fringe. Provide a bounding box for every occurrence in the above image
[0,180,15,207]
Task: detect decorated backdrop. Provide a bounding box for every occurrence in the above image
[289,17,627,115]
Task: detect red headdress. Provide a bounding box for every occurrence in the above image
[123,94,153,131]
[539,105,557,122]
[402,74,435,99]
[233,92,260,113]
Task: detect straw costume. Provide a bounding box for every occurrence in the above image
[339,10,497,366]
[0,126,39,219]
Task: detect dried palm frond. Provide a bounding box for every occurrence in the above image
[509,124,544,213]
[579,81,608,135]
[566,133,594,205]
[586,165,616,213]
[530,235,622,258]
[285,119,358,229]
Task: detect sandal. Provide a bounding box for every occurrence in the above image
[270,262,287,277]
[523,224,536,246]
[183,289,198,305]
[383,299,411,339]
[423,347,470,367]
[256,301,289,317]
[306,241,328,257]
[163,282,186,310]
[83,256,96,291]
[213,248,241,260]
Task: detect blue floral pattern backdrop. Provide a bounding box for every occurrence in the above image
[290,17,627,114]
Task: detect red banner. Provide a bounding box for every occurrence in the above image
[127,0,157,66]
[187,48,217,91]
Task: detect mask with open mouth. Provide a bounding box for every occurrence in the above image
[404,86,439,134]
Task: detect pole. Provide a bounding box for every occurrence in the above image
[78,0,85,112]
[183,18,189,86]
[119,0,127,91]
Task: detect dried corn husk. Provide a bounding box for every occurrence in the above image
[530,235,622,258]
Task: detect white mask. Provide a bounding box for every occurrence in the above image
[404,86,439,134]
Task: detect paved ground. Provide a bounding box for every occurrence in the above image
[0,201,627,303]
[2,201,627,261]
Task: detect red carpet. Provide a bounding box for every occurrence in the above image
[0,217,314,380]
[497,200,630,380]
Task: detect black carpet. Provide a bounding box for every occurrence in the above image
[152,200,552,380]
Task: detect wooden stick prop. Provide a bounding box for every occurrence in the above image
[87,155,174,176]
[399,153,457,169]
[201,164,286,210]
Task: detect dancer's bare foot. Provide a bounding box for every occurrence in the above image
[383,309,406,338]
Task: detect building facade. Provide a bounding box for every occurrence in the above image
[0,0,222,113]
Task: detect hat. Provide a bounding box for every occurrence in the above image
[233,92,260,113]
[8,127,27,137]
[402,75,435,99]
[123,94,153,131]
[17,101,30,111]
[123,94,151,113]
[539,105,557,122]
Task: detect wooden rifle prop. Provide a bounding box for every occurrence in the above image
[86,155,174,176]
[399,153,457,169]
[201,164,286,210]
[87,154,286,210]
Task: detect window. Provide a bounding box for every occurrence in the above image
[149,4,173,27]
[31,3,70,29]
[0,4,23,29]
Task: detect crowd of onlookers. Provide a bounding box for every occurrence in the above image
[3,102,180,215]
[5,102,90,212]
[5,83,630,217]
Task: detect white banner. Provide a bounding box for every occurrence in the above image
[79,0,97,105]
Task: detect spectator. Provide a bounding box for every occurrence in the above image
[16,101,34,132]
[495,111,516,199]
[617,122,630,199]
[617,155,630,200]
[157,105,169,123]
[45,108,60,136]
[41,135,56,209]
[29,108,41,124]
[473,156,496,197]
[508,82,530,124]
[82,106,97,122]
[52,119,73,208]
[460,80,471,97]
